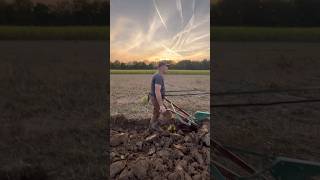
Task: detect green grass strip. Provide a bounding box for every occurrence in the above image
[0,26,108,40]
[110,69,210,75]
[212,26,320,42]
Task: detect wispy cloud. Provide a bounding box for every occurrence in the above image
[153,0,168,32]
[111,0,210,62]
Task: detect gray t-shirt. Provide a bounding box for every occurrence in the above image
[150,73,165,97]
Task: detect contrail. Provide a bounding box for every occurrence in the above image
[160,43,183,58]
[177,14,194,49]
[170,13,196,49]
[176,0,183,24]
[192,0,196,16]
[153,0,168,32]
[187,33,210,44]
[171,14,209,49]
[175,0,197,46]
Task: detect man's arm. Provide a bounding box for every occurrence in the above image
[155,84,165,112]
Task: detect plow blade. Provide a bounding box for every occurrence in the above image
[270,157,320,180]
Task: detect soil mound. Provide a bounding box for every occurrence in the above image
[110,115,210,180]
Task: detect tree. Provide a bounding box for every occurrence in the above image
[111,60,121,69]
[9,0,34,25]
[0,0,8,24]
[33,3,50,25]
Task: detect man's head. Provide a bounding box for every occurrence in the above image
[157,61,169,74]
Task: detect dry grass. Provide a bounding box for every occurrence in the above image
[110,74,210,119]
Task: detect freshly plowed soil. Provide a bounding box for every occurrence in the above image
[110,115,210,180]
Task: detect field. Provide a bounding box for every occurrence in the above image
[111,69,209,75]
[0,26,108,40]
[110,74,210,118]
[212,26,320,42]
[110,74,210,179]
[213,42,320,175]
[0,41,107,180]
[2,26,320,42]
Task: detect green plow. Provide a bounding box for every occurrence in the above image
[164,97,210,127]
[212,139,320,180]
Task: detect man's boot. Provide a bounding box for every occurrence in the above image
[149,119,164,132]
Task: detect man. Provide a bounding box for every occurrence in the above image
[149,61,169,131]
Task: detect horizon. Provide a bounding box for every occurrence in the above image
[110,58,210,63]
[110,0,210,62]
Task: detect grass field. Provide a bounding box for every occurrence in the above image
[1,26,320,41]
[110,69,210,75]
[0,26,109,40]
[212,26,320,42]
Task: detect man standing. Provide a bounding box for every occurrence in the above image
[149,61,169,131]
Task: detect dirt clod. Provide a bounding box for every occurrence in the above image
[201,133,210,147]
[184,135,192,143]
[110,133,128,147]
[118,168,133,180]
[185,172,193,180]
[145,134,158,142]
[173,144,188,154]
[157,149,171,159]
[192,174,202,180]
[148,147,156,155]
[130,158,149,179]
[191,150,204,165]
[168,172,180,180]
[110,160,126,178]
[111,117,210,180]
[136,141,143,150]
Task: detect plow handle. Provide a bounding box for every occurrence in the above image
[164,97,191,117]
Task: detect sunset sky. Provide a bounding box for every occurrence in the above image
[110,0,210,62]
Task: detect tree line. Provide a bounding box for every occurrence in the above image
[0,0,108,25]
[211,0,320,27]
[110,60,210,70]
[2,0,320,27]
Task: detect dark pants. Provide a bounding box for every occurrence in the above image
[150,95,160,123]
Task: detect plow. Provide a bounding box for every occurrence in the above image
[146,88,320,180]
[212,139,320,180]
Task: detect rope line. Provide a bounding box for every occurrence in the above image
[166,89,207,92]
[166,92,210,96]
[212,98,320,108]
[166,87,320,96]
[212,87,320,96]
[164,87,320,107]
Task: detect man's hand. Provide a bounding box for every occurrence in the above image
[160,105,166,113]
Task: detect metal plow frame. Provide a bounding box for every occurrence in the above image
[212,139,320,180]
[164,97,209,127]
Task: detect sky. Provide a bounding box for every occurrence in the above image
[110,0,210,62]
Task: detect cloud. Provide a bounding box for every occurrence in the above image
[111,0,210,62]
